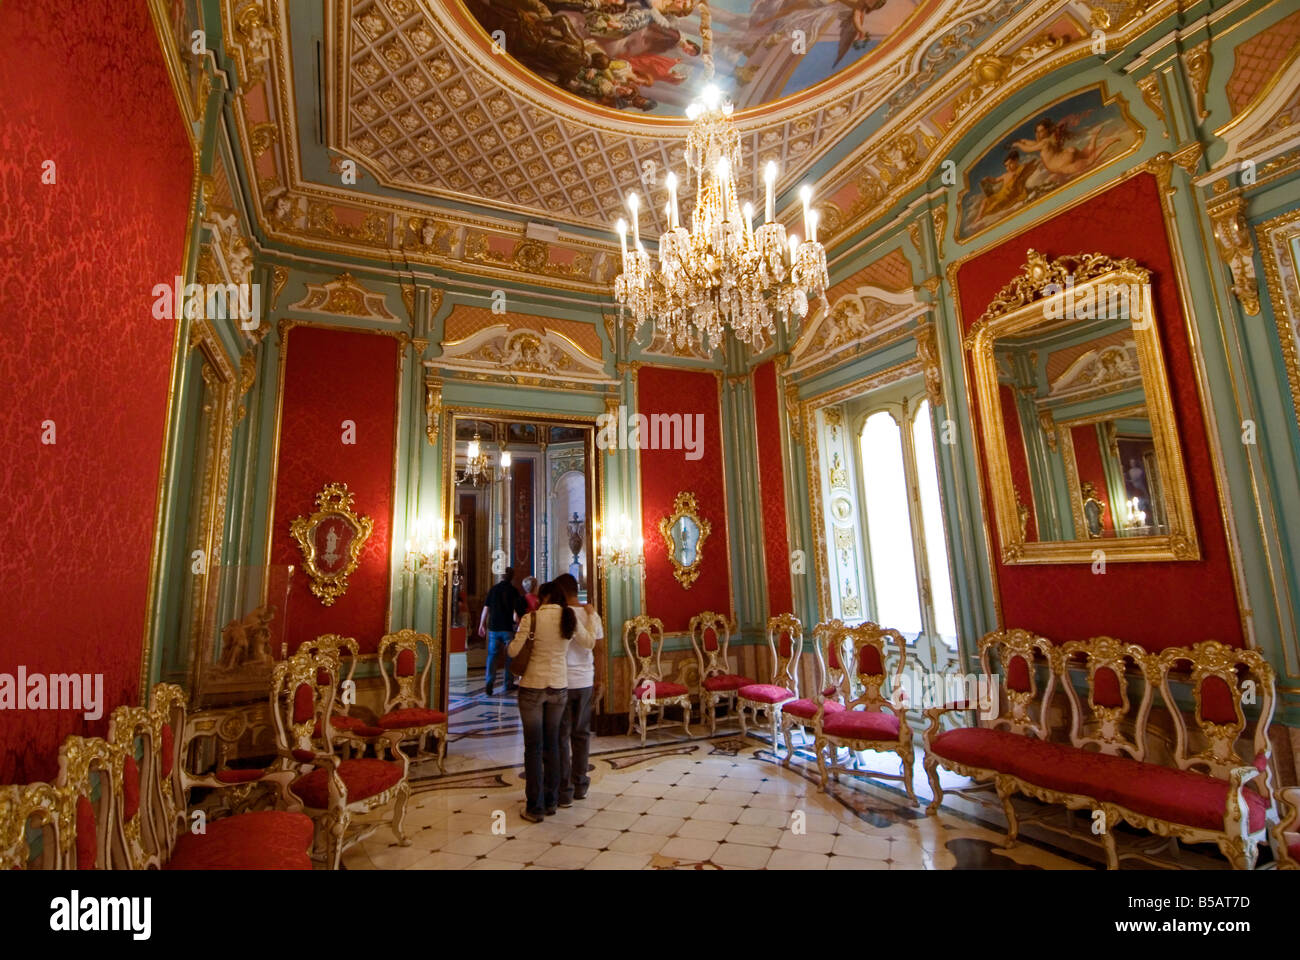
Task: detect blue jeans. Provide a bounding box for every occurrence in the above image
[486,630,515,693]
[558,686,593,803]
[517,686,566,815]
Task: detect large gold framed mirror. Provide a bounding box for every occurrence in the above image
[659,491,711,588]
[965,250,1199,564]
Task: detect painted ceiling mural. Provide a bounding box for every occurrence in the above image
[460,0,925,116]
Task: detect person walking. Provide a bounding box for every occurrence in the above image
[480,567,527,696]
[555,573,603,806]
[509,581,594,822]
[521,575,541,614]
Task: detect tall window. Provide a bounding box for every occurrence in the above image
[853,392,958,648]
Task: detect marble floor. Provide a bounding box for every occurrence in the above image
[338,671,1233,870]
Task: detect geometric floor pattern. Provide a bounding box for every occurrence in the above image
[340,671,1231,870]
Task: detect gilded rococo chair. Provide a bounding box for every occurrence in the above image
[375,628,448,772]
[688,611,753,735]
[271,646,411,870]
[735,614,803,754]
[106,703,162,869]
[813,622,917,804]
[1,780,73,869]
[625,615,692,746]
[779,619,850,763]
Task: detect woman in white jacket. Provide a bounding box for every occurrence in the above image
[508,581,594,822]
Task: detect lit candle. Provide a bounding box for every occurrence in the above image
[628,193,640,248]
[666,172,678,229]
[467,437,480,461]
[447,537,457,555]
[799,184,813,238]
[742,202,754,239]
[807,209,819,244]
[616,218,628,270]
[764,162,777,223]
[788,233,800,262]
[500,450,511,469]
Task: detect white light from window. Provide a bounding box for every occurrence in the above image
[860,411,922,636]
[913,401,958,647]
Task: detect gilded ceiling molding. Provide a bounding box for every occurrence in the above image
[1206,193,1262,316]
[287,272,400,321]
[950,33,1071,125]
[1136,73,1168,137]
[1183,40,1213,122]
[270,265,289,308]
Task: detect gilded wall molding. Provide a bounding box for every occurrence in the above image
[1206,194,1262,316]
[1257,206,1300,431]
[286,271,401,322]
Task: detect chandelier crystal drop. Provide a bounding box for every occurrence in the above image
[612,85,829,353]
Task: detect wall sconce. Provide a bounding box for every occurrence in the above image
[596,511,644,582]
[454,430,511,486]
[404,518,458,583]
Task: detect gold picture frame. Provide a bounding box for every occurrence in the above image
[659,491,712,590]
[965,250,1200,564]
[289,482,374,605]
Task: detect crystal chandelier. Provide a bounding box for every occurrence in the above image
[454,431,511,487]
[612,84,829,353]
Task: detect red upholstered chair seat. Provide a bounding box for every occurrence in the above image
[781,698,846,720]
[738,683,795,704]
[215,768,269,784]
[377,707,448,729]
[702,674,754,692]
[1289,839,1300,864]
[292,758,404,808]
[931,728,1267,833]
[633,682,689,699]
[164,811,314,870]
[331,716,368,731]
[821,710,901,740]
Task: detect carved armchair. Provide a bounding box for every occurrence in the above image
[272,647,411,869]
[107,704,163,869]
[0,781,67,869]
[688,611,752,735]
[736,614,803,754]
[813,622,916,803]
[375,628,448,773]
[779,619,849,763]
[150,682,314,870]
[625,615,692,746]
[1273,788,1300,869]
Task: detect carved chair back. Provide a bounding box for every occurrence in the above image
[688,611,734,682]
[1058,637,1156,761]
[765,614,803,693]
[270,646,340,769]
[840,622,909,713]
[977,629,1056,739]
[107,704,161,869]
[0,781,66,869]
[378,629,439,712]
[148,683,189,858]
[1157,641,1275,797]
[812,619,849,703]
[55,736,116,869]
[624,615,668,691]
[303,634,361,717]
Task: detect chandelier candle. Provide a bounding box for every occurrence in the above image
[610,84,829,353]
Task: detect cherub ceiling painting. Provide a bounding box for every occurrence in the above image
[956,84,1144,239]
[462,0,922,115]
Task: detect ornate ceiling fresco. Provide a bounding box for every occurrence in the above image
[458,0,928,116]
[217,0,1183,292]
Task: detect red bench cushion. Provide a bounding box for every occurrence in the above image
[634,682,689,699]
[703,674,753,692]
[781,698,845,720]
[164,811,313,870]
[738,683,794,704]
[292,758,403,808]
[377,707,448,729]
[822,710,901,741]
[931,728,1267,833]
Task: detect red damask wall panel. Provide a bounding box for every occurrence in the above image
[270,327,400,654]
[753,361,793,616]
[637,367,731,633]
[0,1,193,782]
[999,384,1038,543]
[955,173,1242,649]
